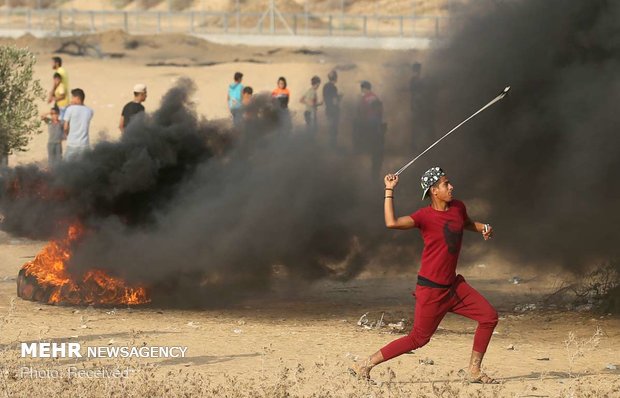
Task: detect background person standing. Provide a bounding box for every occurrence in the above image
[41,106,63,168]
[47,57,69,110]
[300,75,322,134]
[357,81,384,179]
[271,76,292,135]
[119,84,147,133]
[323,70,342,147]
[63,88,94,162]
[51,72,69,121]
[227,72,244,128]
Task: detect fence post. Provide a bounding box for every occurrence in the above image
[363,15,367,36]
[328,15,332,36]
[304,11,308,35]
[123,12,128,32]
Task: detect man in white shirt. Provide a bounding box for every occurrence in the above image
[63,88,94,161]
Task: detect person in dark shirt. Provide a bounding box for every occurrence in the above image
[119,83,147,133]
[357,81,384,179]
[323,70,342,148]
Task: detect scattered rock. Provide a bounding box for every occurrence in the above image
[506,344,515,350]
[536,357,550,361]
[514,303,537,312]
[357,313,369,327]
[186,321,199,328]
[576,304,593,312]
[294,48,324,55]
[387,321,405,332]
[419,358,434,365]
[509,276,522,284]
[606,364,617,370]
[233,328,243,334]
[231,58,266,64]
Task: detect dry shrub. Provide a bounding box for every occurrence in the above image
[111,0,132,9]
[6,0,67,8]
[564,326,603,377]
[574,261,620,313]
[170,0,193,11]
[139,0,163,9]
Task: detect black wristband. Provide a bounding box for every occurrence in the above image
[385,196,393,199]
[385,188,393,191]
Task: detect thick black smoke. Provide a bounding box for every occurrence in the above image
[405,0,620,270]
[0,78,407,306]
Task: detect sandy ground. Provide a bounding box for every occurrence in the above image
[1,230,619,397]
[0,33,619,396]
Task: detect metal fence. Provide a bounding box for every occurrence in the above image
[0,8,450,38]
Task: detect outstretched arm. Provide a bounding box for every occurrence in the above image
[464,217,493,240]
[384,174,416,230]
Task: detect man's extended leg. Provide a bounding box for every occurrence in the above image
[351,287,450,379]
[450,276,499,382]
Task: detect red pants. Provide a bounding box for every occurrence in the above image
[380,274,498,361]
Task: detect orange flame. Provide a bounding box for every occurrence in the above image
[20,224,150,306]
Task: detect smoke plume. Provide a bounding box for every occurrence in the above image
[405,0,620,270]
[1,78,404,306]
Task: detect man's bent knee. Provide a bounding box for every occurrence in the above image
[481,309,498,328]
[410,332,431,349]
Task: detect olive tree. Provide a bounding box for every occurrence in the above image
[0,45,45,167]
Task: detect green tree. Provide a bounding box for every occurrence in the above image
[0,45,45,167]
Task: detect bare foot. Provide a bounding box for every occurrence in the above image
[348,357,373,382]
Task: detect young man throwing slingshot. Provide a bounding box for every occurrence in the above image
[350,167,499,384]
